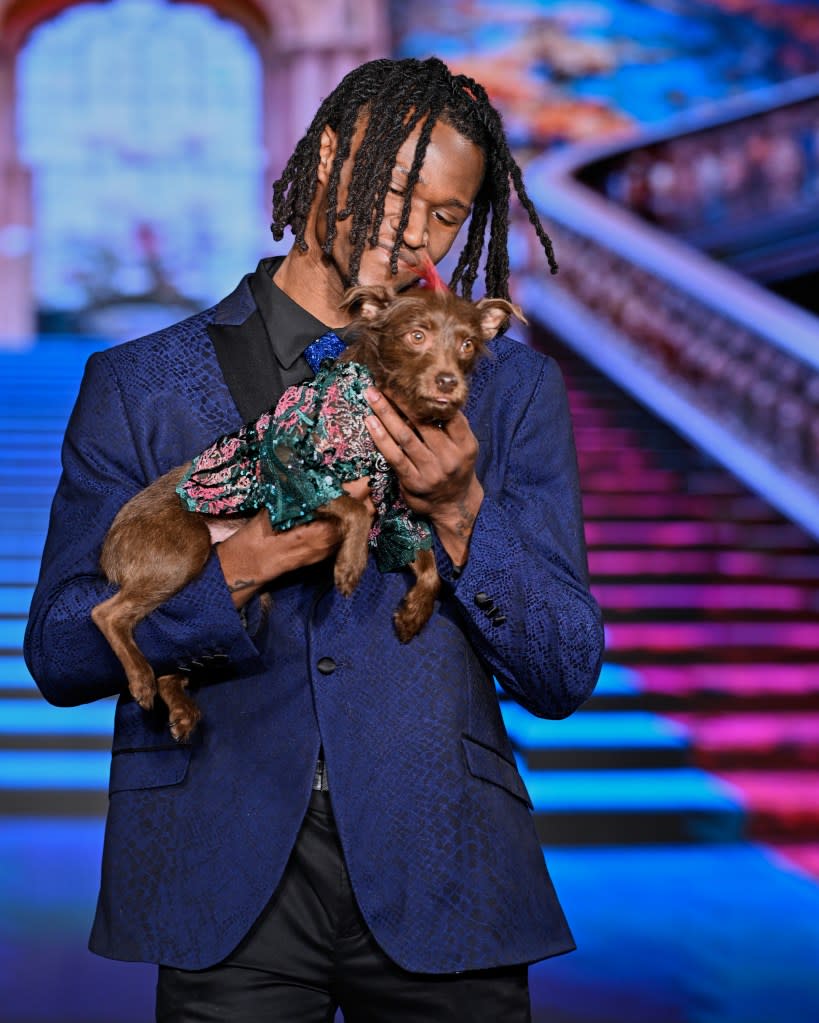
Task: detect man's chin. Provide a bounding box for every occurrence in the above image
[354,266,421,292]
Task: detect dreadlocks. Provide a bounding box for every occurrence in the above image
[270,57,558,302]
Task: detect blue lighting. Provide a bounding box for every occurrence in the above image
[0,751,109,789]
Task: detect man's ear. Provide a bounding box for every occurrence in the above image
[317,125,339,185]
[340,285,396,320]
[476,298,528,339]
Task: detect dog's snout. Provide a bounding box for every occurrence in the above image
[435,372,458,393]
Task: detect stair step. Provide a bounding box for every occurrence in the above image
[0,461,62,477]
[581,662,642,709]
[717,770,819,841]
[592,581,817,614]
[588,549,819,580]
[585,520,813,549]
[0,534,44,555]
[503,705,690,769]
[0,560,43,586]
[594,664,819,713]
[523,765,745,845]
[670,712,819,769]
[579,469,681,493]
[582,492,778,521]
[0,750,110,814]
[0,697,115,739]
[636,664,819,705]
[0,654,116,746]
[769,843,819,880]
[0,587,35,614]
[576,449,657,471]
[0,655,38,693]
[605,621,819,661]
[0,620,27,648]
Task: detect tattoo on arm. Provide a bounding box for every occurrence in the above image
[227,577,257,594]
[454,500,476,539]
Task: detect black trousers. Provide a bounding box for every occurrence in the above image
[156,789,531,1022]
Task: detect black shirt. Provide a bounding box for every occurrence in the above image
[249,256,333,395]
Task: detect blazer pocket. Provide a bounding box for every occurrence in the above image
[109,745,193,794]
[461,735,533,809]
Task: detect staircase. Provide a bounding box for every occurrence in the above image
[0,339,114,817]
[502,328,819,877]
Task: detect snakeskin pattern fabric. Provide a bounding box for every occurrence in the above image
[24,273,605,972]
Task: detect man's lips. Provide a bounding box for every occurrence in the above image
[376,243,420,270]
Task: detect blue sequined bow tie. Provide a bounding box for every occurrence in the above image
[303,330,346,374]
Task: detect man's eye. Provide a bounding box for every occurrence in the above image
[434,211,458,226]
[389,185,405,197]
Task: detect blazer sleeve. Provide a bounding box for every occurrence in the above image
[24,350,265,708]
[434,353,605,719]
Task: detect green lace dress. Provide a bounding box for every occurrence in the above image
[177,361,432,573]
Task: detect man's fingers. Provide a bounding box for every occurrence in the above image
[365,414,418,474]
[365,389,422,453]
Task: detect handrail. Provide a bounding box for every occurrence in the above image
[519,76,819,539]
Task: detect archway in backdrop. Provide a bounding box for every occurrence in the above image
[0,0,388,343]
[18,0,264,337]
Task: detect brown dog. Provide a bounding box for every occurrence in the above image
[91,284,524,739]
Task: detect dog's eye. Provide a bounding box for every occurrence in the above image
[461,338,475,353]
[408,330,425,345]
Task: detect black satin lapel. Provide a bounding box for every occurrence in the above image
[207,312,286,423]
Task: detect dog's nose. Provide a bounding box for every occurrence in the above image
[435,372,458,393]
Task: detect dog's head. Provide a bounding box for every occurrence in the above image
[340,284,526,423]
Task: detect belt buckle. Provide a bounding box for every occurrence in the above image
[312,759,329,791]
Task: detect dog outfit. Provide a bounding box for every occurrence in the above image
[177,359,433,574]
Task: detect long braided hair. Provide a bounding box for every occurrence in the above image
[270,57,557,301]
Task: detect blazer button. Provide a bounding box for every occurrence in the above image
[491,613,507,626]
[474,592,493,609]
[316,657,337,675]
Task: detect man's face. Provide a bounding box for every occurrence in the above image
[315,115,486,290]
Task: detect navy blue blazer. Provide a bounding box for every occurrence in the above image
[25,271,605,972]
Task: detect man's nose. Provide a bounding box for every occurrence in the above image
[392,203,429,250]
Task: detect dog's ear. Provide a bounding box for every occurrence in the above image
[475,298,528,340]
[341,285,396,320]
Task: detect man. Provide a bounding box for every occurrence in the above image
[25,57,604,1021]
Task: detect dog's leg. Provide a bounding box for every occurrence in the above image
[317,494,372,596]
[91,590,169,709]
[92,469,213,725]
[157,673,202,743]
[393,548,440,642]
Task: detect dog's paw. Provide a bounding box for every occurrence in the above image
[393,608,423,643]
[168,702,202,743]
[334,559,365,597]
[130,678,157,711]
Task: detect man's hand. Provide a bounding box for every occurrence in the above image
[364,387,484,568]
[215,477,375,608]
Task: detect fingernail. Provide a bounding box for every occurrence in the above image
[366,387,382,404]
[365,415,383,435]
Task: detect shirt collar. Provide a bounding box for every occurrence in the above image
[249,256,333,369]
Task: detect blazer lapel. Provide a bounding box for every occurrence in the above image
[207,275,287,423]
